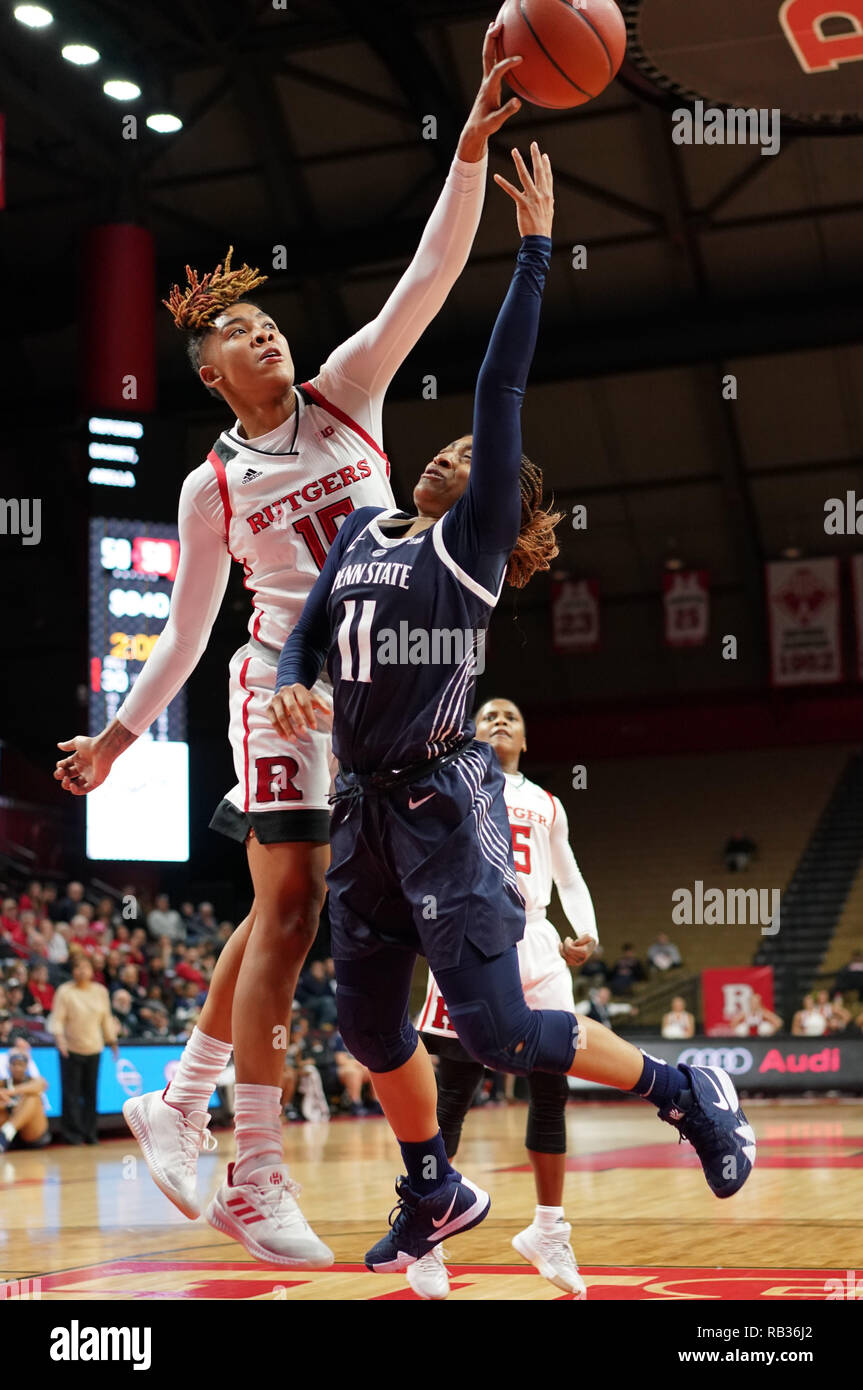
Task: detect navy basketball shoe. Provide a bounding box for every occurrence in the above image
[365,1171,490,1272]
[659,1064,756,1198]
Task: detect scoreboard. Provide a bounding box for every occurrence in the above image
[87,517,188,861]
[88,517,185,740]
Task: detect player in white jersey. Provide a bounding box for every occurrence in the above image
[411,697,598,1299]
[52,24,525,1266]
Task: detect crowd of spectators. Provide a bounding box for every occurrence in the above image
[0,876,235,1052]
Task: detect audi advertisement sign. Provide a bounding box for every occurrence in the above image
[567,1035,863,1093]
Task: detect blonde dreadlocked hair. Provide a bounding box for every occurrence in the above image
[163,246,268,331]
[506,453,563,589]
[163,248,269,394]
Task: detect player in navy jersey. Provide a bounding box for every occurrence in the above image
[271,145,756,1274]
[53,23,526,1268]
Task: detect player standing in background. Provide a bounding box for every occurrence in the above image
[272,147,756,1276]
[52,24,525,1267]
[412,696,597,1299]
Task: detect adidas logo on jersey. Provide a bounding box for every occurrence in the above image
[241,468,263,485]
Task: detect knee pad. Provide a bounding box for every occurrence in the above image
[449,999,578,1079]
[336,986,417,1074]
[526,1070,569,1154]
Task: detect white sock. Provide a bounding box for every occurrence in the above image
[233,1084,284,1185]
[1,1121,15,1142]
[534,1203,565,1233]
[164,1027,233,1117]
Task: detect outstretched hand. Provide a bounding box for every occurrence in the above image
[457,20,524,162]
[494,141,554,238]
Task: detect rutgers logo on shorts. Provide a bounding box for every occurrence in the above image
[254,756,302,804]
[677,1047,753,1075]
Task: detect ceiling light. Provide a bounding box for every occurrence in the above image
[146,113,183,134]
[103,79,141,101]
[14,5,54,27]
[62,43,100,65]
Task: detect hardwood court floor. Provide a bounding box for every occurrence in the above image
[2,1098,861,1300]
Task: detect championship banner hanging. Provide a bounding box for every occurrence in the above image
[663,569,709,648]
[851,555,863,681]
[551,577,600,653]
[766,557,841,686]
[701,967,776,1036]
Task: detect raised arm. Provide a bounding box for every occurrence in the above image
[313,25,523,413]
[54,470,231,795]
[443,144,554,579]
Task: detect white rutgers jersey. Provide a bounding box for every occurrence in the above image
[419,770,598,1037]
[209,381,396,655]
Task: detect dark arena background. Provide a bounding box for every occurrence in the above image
[0,0,862,1350]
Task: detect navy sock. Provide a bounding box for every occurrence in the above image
[631,1051,688,1109]
[399,1130,453,1195]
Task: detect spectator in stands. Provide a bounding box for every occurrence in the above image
[835,949,863,998]
[146,893,185,944]
[281,1017,316,1120]
[662,995,695,1039]
[606,943,646,996]
[195,902,218,939]
[171,980,202,1034]
[1,897,28,956]
[18,880,43,912]
[49,955,118,1146]
[330,1030,379,1116]
[792,994,828,1037]
[217,920,235,945]
[68,913,100,953]
[727,992,783,1037]
[24,963,54,1015]
[94,897,119,934]
[296,959,338,1028]
[816,989,851,1034]
[172,944,207,989]
[0,1047,50,1152]
[647,932,682,974]
[574,986,638,1030]
[117,961,146,1006]
[56,880,86,922]
[111,989,142,1039]
[41,883,60,921]
[724,831,757,872]
[40,918,69,967]
[5,979,26,1018]
[138,1001,173,1040]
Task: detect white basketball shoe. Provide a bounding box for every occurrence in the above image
[123,1088,217,1220]
[206,1162,334,1268]
[406,1244,450,1300]
[512,1220,587,1297]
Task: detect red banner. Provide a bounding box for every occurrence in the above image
[766,557,841,686]
[551,577,600,653]
[663,569,709,647]
[701,967,775,1037]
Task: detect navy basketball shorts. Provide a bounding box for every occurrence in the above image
[326,740,525,973]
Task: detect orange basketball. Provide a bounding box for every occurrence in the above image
[495,0,627,109]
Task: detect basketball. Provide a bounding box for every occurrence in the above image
[495,0,627,109]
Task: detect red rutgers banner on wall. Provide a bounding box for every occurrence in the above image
[766,557,842,686]
[551,577,600,653]
[702,967,775,1036]
[663,569,709,647]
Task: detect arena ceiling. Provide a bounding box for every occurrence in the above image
[2,0,863,715]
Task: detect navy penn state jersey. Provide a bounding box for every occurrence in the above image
[322,504,504,773]
[278,235,553,778]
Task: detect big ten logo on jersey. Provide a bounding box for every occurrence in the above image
[255,756,302,804]
[510,822,532,875]
[315,425,336,443]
